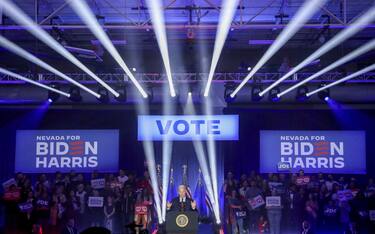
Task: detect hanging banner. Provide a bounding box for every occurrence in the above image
[260,131,366,174]
[15,130,119,173]
[138,115,239,141]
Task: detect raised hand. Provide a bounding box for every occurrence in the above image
[191,200,197,210]
[167,202,172,209]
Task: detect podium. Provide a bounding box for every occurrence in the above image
[166,211,198,234]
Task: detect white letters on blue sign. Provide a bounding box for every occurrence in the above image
[138,115,238,141]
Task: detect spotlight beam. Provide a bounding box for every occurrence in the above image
[259,6,375,97]
[278,39,375,97]
[68,0,148,98]
[145,0,176,97]
[0,35,100,98]
[0,67,70,98]
[307,64,375,97]
[161,87,174,220]
[230,0,328,98]
[136,99,163,224]
[203,0,240,97]
[0,0,119,97]
[185,95,220,223]
[204,97,220,222]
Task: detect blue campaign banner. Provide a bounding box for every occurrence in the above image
[15,130,119,173]
[260,131,366,174]
[138,115,239,141]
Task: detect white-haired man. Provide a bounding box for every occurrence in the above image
[167,185,197,212]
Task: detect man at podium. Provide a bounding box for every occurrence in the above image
[167,185,197,212]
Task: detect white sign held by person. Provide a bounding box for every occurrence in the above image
[88,196,104,207]
[249,195,265,209]
[2,178,17,189]
[91,178,105,189]
[266,196,281,207]
[337,190,354,201]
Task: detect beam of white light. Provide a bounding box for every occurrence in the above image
[278,39,375,97]
[68,0,148,98]
[0,67,71,98]
[161,86,174,220]
[203,97,220,219]
[136,98,163,224]
[0,35,100,98]
[259,5,375,97]
[185,95,220,223]
[203,0,240,97]
[230,0,327,98]
[145,0,176,97]
[0,0,119,97]
[142,140,163,223]
[306,64,375,97]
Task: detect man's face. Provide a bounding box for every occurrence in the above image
[178,186,187,197]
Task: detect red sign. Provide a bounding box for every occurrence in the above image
[296,176,310,186]
[3,190,21,201]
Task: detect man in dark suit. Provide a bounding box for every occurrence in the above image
[60,218,78,234]
[167,185,197,212]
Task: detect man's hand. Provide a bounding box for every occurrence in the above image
[167,202,172,210]
[191,200,197,210]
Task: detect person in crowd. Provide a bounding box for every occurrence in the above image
[228,190,246,234]
[61,218,78,234]
[266,190,282,234]
[88,189,103,227]
[257,215,268,233]
[245,180,263,232]
[134,189,153,233]
[104,195,116,232]
[305,193,319,232]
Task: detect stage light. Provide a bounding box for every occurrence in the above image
[278,38,375,97]
[69,86,82,102]
[145,0,176,97]
[224,82,236,103]
[147,86,154,103]
[317,84,330,102]
[48,83,61,103]
[204,0,240,97]
[252,85,263,102]
[230,0,327,98]
[0,35,100,98]
[307,64,375,97]
[188,92,192,97]
[296,86,309,102]
[97,87,109,103]
[68,0,148,98]
[0,0,119,98]
[247,67,252,71]
[0,67,71,98]
[132,67,137,72]
[259,6,375,97]
[268,87,281,102]
[114,86,127,102]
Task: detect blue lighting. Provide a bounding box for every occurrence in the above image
[324,96,330,101]
[48,98,53,103]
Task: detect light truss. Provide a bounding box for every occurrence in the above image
[1,72,374,84]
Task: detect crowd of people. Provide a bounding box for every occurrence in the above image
[1,170,155,234]
[223,170,375,234]
[2,169,375,234]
